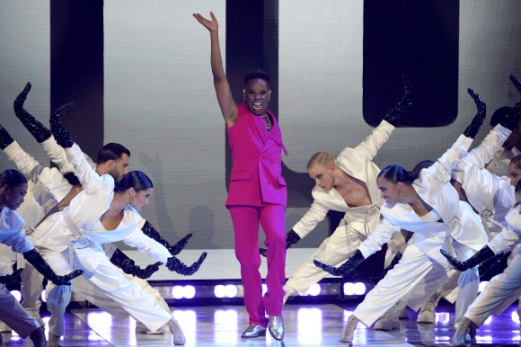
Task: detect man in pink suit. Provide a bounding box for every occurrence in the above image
[194,12,288,340]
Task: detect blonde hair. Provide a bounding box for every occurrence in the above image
[307,152,335,170]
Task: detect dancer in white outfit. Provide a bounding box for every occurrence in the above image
[314,88,487,345]
[273,75,414,302]
[0,168,82,347]
[29,111,207,346]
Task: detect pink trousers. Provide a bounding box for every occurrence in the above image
[229,205,286,327]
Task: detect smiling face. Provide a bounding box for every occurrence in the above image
[308,162,336,191]
[377,177,402,206]
[0,183,28,210]
[243,78,271,116]
[129,187,154,212]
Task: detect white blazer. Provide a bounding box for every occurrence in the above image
[292,120,395,239]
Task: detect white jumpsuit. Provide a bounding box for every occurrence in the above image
[30,143,176,336]
[0,207,42,338]
[352,135,485,327]
[284,120,394,297]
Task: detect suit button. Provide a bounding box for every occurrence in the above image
[248,133,252,137]
[270,160,274,164]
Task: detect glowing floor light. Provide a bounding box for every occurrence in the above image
[214,285,226,298]
[10,290,22,302]
[171,286,184,299]
[224,285,237,298]
[344,282,355,295]
[306,283,321,296]
[183,285,196,299]
[353,282,366,295]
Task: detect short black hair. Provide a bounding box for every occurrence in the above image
[490,106,515,127]
[244,69,270,86]
[96,143,130,164]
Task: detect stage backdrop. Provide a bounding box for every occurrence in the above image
[1,0,521,281]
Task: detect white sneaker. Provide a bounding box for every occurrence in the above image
[48,334,62,347]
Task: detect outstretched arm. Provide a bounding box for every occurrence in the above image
[353,74,414,159]
[194,12,237,127]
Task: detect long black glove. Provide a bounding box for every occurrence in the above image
[13,83,52,143]
[0,268,23,285]
[49,101,76,148]
[166,252,207,276]
[440,246,495,272]
[0,125,14,150]
[383,73,415,127]
[141,221,193,256]
[259,229,301,257]
[313,249,365,276]
[23,249,83,285]
[110,248,161,279]
[463,88,486,138]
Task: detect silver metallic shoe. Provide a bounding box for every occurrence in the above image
[29,326,47,347]
[268,314,285,340]
[341,314,359,345]
[167,318,186,345]
[452,317,473,346]
[241,324,267,338]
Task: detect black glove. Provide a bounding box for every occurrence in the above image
[23,249,83,285]
[141,221,193,256]
[383,73,415,127]
[110,248,161,279]
[166,252,207,276]
[511,74,521,100]
[0,268,23,285]
[440,246,495,272]
[13,83,52,143]
[0,125,14,150]
[313,249,365,276]
[259,229,301,257]
[463,88,486,138]
[49,101,75,148]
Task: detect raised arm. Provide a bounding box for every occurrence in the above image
[194,12,237,127]
[0,125,42,178]
[354,74,414,159]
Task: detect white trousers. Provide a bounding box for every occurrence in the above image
[465,249,521,327]
[284,208,382,296]
[0,284,40,338]
[72,270,170,322]
[354,244,455,327]
[40,247,172,336]
[21,263,44,314]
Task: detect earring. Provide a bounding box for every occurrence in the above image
[125,196,135,207]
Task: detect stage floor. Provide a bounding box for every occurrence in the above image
[1,302,520,346]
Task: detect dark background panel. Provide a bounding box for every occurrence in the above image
[363,0,459,127]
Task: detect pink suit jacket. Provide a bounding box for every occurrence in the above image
[226,103,288,207]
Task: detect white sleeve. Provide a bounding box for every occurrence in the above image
[41,135,73,172]
[464,125,511,169]
[123,227,172,264]
[487,226,520,254]
[352,120,395,160]
[2,231,34,254]
[65,144,108,194]
[3,141,42,180]
[292,200,329,239]
[358,218,401,258]
[427,135,473,183]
